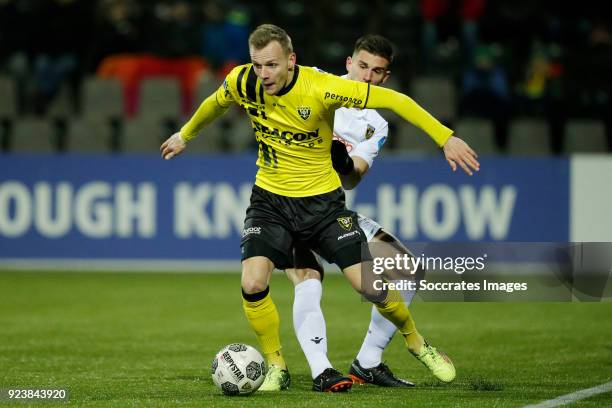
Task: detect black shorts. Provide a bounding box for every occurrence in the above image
[241,185,367,270]
[291,241,325,279]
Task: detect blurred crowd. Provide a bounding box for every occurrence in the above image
[0,0,250,115]
[0,0,611,153]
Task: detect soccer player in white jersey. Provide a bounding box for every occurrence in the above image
[285,35,456,390]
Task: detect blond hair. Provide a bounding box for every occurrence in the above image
[249,24,293,55]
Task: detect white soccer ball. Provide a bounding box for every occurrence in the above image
[211,343,266,396]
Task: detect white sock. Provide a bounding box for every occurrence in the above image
[355,305,396,368]
[293,279,332,379]
[356,285,416,369]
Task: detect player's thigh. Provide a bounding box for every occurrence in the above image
[311,210,366,269]
[342,262,363,293]
[372,229,422,281]
[241,212,294,264]
[241,185,294,267]
[371,229,421,304]
[371,229,412,253]
[285,241,323,285]
[342,260,386,302]
[241,218,293,294]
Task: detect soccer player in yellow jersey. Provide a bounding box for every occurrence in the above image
[161,24,479,392]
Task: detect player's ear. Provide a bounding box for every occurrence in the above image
[288,52,297,70]
[346,56,353,72]
[381,70,391,85]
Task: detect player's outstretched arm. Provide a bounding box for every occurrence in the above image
[442,136,480,176]
[160,132,187,160]
[366,85,479,175]
[160,89,231,160]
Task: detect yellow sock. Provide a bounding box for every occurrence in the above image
[242,290,286,370]
[374,289,424,352]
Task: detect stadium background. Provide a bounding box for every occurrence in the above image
[1,1,611,407]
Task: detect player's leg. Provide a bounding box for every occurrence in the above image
[285,266,332,379]
[337,243,453,384]
[241,251,292,391]
[308,209,405,329]
[240,189,295,391]
[311,211,420,379]
[350,226,417,386]
[241,255,281,365]
[351,218,403,369]
[286,244,352,392]
[352,227,455,383]
[311,209,419,341]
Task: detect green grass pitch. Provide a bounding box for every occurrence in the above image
[1,271,611,407]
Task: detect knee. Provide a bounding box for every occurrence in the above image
[241,277,268,294]
[241,256,273,294]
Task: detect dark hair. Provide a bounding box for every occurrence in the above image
[353,34,394,64]
[249,24,293,55]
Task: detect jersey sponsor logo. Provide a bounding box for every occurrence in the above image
[324,92,363,105]
[297,106,311,120]
[365,124,375,139]
[252,121,323,147]
[337,230,361,241]
[242,226,262,237]
[337,216,353,231]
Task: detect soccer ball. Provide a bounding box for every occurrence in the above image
[211,343,266,396]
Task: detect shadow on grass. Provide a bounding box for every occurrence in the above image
[467,376,504,391]
[166,375,210,381]
[417,376,504,391]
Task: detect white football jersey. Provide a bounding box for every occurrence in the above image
[332,76,389,169]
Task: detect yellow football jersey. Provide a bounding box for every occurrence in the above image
[182,64,453,197]
[214,64,370,197]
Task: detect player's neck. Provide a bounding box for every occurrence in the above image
[284,68,295,88]
[275,65,299,96]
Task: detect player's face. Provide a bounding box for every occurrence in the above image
[250,41,296,95]
[346,50,390,85]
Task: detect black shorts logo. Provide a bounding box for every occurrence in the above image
[297,106,311,120]
[337,216,353,231]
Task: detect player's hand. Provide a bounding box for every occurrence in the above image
[160,132,186,160]
[442,136,480,176]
